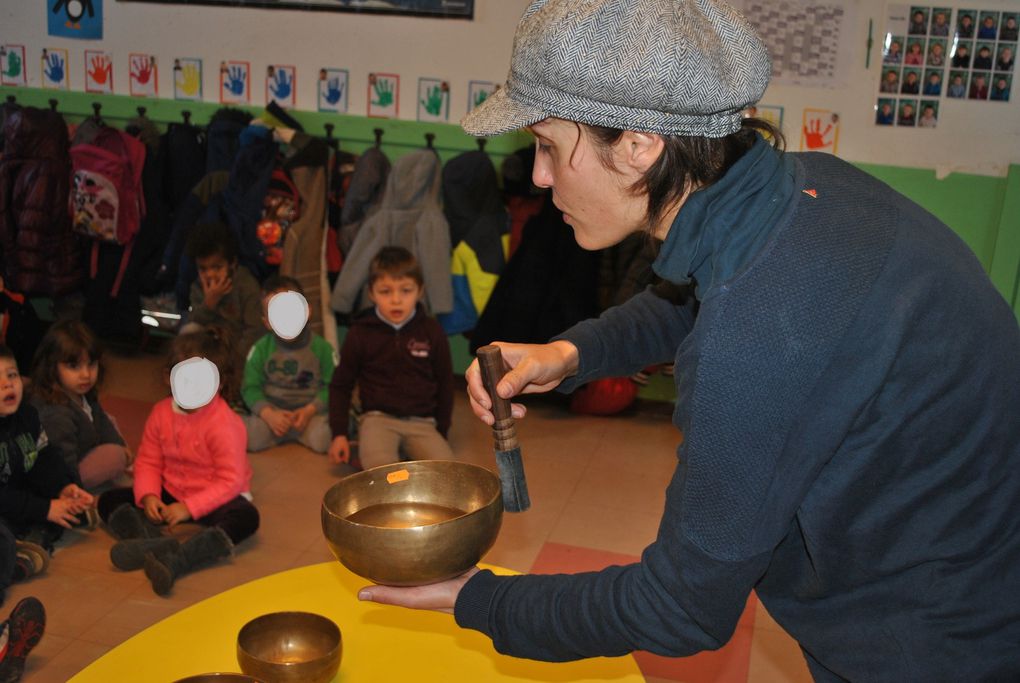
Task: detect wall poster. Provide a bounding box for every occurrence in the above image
[116,0,472,18]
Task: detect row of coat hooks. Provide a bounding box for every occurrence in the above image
[5,94,489,153]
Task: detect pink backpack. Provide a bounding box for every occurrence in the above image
[69,128,146,296]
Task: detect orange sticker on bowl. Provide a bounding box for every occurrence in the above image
[386,469,410,484]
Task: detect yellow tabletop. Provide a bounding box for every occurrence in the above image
[69,561,644,682]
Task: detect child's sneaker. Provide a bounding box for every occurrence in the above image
[12,541,48,580]
[0,596,46,683]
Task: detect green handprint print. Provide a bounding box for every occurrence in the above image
[473,89,490,108]
[372,78,394,108]
[422,85,445,116]
[3,51,22,79]
[178,64,201,96]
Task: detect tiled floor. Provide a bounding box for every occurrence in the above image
[9,341,812,682]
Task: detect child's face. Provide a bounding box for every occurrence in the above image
[0,357,23,417]
[369,275,423,326]
[196,253,235,290]
[58,354,98,397]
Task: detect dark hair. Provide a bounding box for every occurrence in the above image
[185,221,238,263]
[261,274,304,296]
[167,325,239,401]
[585,118,785,232]
[30,319,104,405]
[368,246,423,287]
[0,344,15,363]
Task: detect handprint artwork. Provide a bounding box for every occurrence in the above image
[0,46,26,86]
[318,69,348,112]
[43,50,67,88]
[368,73,398,117]
[800,109,840,153]
[85,50,113,93]
[267,66,296,106]
[418,78,449,121]
[220,61,249,104]
[130,54,158,97]
[174,59,202,101]
[467,81,496,114]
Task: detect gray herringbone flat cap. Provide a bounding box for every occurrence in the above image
[462,0,771,138]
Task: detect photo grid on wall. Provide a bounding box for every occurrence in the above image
[878,5,1015,128]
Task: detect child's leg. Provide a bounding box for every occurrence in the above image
[297,414,332,454]
[242,414,290,452]
[193,496,260,545]
[79,444,130,490]
[399,418,454,461]
[96,487,137,523]
[356,413,404,469]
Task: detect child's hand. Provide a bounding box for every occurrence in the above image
[291,404,317,432]
[60,483,95,507]
[142,494,167,524]
[47,498,83,528]
[201,273,234,309]
[162,502,192,527]
[260,406,292,437]
[328,435,350,465]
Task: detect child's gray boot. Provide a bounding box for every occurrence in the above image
[110,537,180,571]
[143,527,233,596]
[107,504,163,540]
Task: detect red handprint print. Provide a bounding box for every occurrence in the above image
[131,56,153,85]
[89,55,111,85]
[803,118,834,150]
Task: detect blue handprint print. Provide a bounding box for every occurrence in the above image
[44,52,64,84]
[270,69,292,100]
[226,66,246,96]
[323,77,344,105]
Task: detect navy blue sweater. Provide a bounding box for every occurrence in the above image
[455,140,1020,681]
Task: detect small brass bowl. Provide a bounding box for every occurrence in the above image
[236,612,341,683]
[174,675,265,683]
[321,460,503,586]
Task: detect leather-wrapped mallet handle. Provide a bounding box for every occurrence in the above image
[477,345,530,512]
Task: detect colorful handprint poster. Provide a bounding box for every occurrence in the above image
[367,73,399,118]
[48,0,103,40]
[220,60,250,104]
[0,46,27,87]
[41,48,69,89]
[84,49,113,94]
[417,78,450,123]
[173,58,203,101]
[467,80,496,113]
[799,108,840,154]
[318,68,348,113]
[129,54,158,97]
[266,65,296,107]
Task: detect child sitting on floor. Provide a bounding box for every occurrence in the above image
[242,275,336,454]
[29,320,130,490]
[0,345,96,557]
[96,327,259,596]
[328,246,454,469]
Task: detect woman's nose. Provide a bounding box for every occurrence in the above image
[532,158,553,189]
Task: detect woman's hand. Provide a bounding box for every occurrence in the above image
[357,567,479,615]
[141,494,167,524]
[328,436,350,465]
[465,341,579,425]
[162,502,192,527]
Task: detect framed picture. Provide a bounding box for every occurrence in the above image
[173,58,203,101]
[84,49,113,94]
[0,45,27,86]
[117,0,473,18]
[129,53,158,97]
[266,64,296,107]
[467,80,496,113]
[367,73,399,118]
[318,68,348,113]
[41,48,70,90]
[220,60,250,104]
[417,77,450,122]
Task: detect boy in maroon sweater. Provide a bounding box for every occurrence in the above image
[328,247,454,469]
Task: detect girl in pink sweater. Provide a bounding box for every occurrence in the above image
[96,327,259,596]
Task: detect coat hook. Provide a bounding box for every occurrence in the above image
[92,102,102,118]
[5,95,15,105]
[324,122,334,138]
[477,138,487,152]
[137,106,147,117]
[373,128,384,147]
[425,133,435,149]
[182,110,191,125]
[49,98,59,112]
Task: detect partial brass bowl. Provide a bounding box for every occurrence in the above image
[321,460,503,586]
[236,611,341,683]
[173,675,264,683]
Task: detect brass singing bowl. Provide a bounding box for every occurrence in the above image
[236,611,341,683]
[321,460,503,586]
[173,675,264,683]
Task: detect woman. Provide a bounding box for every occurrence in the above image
[359,1,1020,680]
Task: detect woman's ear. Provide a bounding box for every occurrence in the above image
[619,131,665,175]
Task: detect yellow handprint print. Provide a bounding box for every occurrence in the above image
[177,64,201,97]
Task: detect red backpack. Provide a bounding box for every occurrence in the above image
[69,127,146,296]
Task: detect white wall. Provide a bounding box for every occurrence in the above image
[3,0,1018,174]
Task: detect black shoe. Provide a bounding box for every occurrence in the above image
[0,597,45,683]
